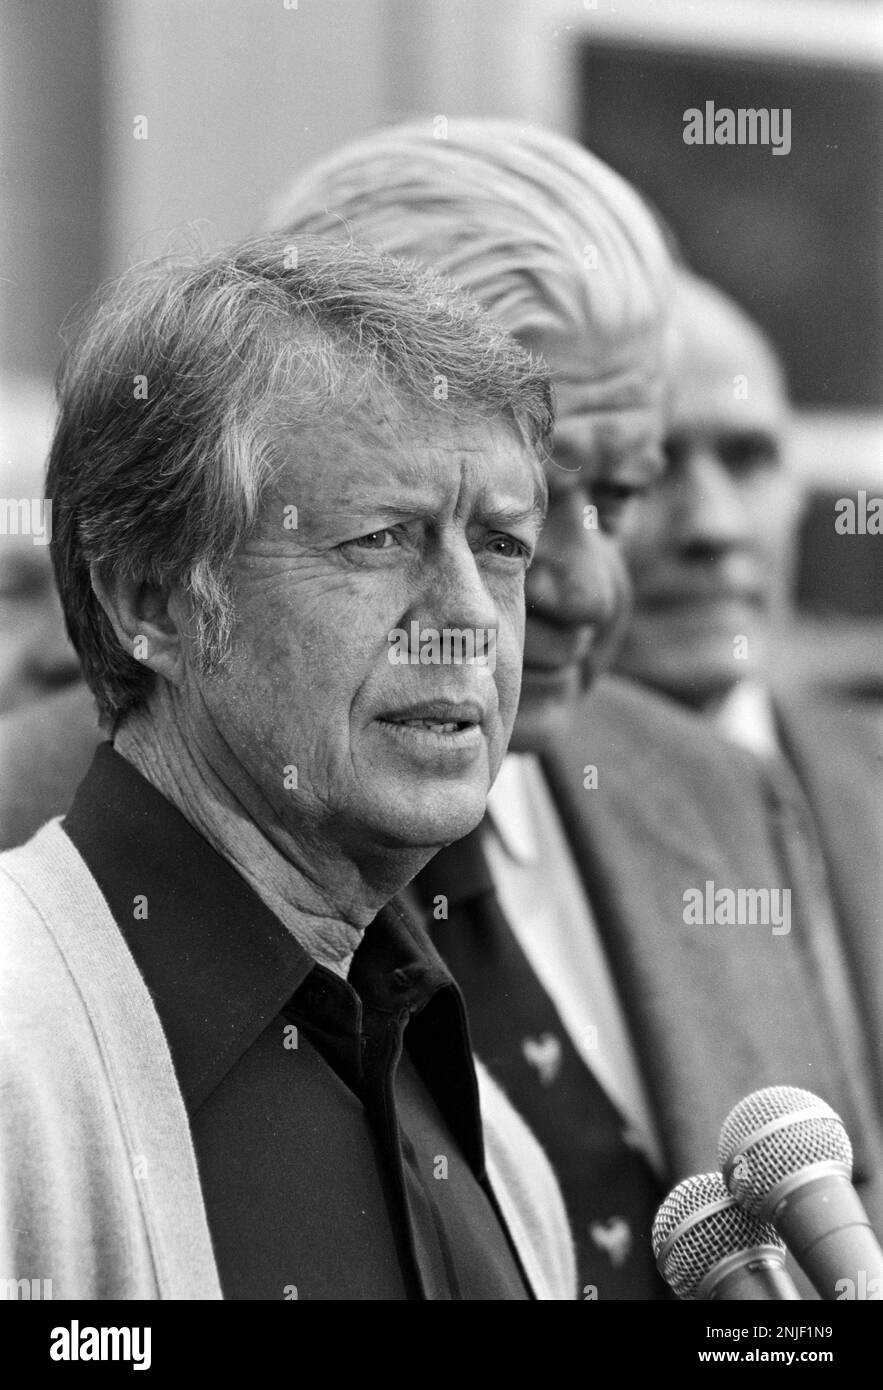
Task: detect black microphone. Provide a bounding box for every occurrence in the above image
[652,1171,802,1300]
[719,1085,883,1301]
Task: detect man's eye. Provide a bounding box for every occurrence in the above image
[486,533,530,561]
[720,437,779,474]
[343,529,398,552]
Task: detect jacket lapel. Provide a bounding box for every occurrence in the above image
[775,691,883,1111]
[541,675,862,1181]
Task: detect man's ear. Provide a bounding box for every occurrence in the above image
[89,563,189,686]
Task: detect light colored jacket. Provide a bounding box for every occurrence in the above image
[0,819,575,1301]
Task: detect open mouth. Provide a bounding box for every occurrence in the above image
[379,700,484,731]
[375,703,486,756]
[384,717,475,734]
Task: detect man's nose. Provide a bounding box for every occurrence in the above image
[527,492,622,631]
[674,452,752,559]
[411,540,499,636]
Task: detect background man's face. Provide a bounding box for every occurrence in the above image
[187,404,543,853]
[510,325,667,750]
[613,297,801,708]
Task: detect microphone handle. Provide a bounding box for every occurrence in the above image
[769,1172,883,1300]
[698,1247,803,1300]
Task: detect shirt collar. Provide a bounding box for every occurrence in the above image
[713,680,781,760]
[62,743,459,1113]
[485,754,541,864]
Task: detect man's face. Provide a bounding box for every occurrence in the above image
[511,327,667,750]
[185,404,544,854]
[613,300,799,707]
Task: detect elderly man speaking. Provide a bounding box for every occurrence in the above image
[0,234,580,1300]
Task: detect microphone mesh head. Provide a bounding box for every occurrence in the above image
[718,1086,852,1215]
[652,1171,784,1300]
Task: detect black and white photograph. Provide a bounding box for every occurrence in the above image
[1,0,882,1357]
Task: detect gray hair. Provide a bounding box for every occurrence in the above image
[47,233,552,729]
[268,118,673,355]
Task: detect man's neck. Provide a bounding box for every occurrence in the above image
[113,693,431,979]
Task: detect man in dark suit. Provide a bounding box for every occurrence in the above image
[613,269,883,1120]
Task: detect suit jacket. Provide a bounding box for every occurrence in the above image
[774,689,883,1116]
[538,674,883,1231]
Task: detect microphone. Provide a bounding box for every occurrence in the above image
[719,1085,883,1301]
[652,1171,802,1300]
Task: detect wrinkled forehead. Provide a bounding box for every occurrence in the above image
[263,396,548,517]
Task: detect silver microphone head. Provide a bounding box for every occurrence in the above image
[718,1085,853,1216]
[652,1171,786,1300]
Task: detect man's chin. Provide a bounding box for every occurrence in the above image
[356,779,493,851]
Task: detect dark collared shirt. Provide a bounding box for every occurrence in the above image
[63,744,530,1300]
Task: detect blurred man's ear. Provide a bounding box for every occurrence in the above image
[89,564,189,687]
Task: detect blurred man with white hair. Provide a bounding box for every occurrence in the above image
[272,119,883,1297]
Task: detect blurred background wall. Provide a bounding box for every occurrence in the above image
[2,0,882,693]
